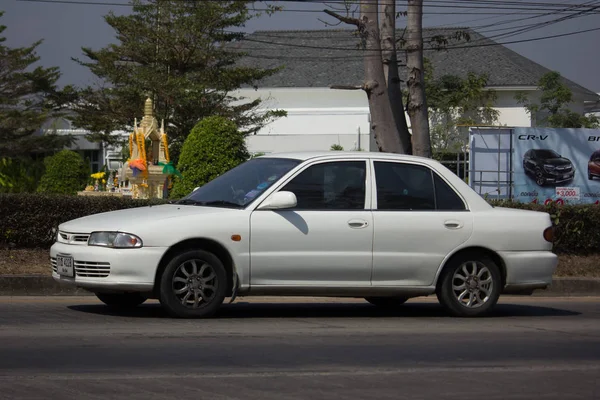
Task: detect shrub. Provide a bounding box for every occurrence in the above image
[0,193,167,249]
[169,116,249,199]
[37,150,89,195]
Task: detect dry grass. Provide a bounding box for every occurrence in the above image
[0,249,51,275]
[0,249,598,277]
[554,254,600,277]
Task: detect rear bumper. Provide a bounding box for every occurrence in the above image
[500,250,558,294]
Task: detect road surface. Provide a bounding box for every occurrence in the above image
[0,296,598,399]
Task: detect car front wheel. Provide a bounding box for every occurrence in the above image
[436,254,501,317]
[534,168,546,186]
[95,292,147,308]
[159,250,227,318]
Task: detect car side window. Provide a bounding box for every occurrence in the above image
[374,161,466,211]
[433,173,466,211]
[374,162,435,210]
[280,161,367,210]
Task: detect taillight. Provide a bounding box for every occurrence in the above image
[543,226,554,242]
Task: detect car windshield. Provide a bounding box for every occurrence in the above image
[536,150,560,159]
[176,157,301,208]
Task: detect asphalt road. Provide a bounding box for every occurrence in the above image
[0,296,598,400]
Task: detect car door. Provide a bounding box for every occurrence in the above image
[370,160,474,287]
[250,159,373,287]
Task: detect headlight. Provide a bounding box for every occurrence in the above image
[88,232,143,248]
[543,164,556,172]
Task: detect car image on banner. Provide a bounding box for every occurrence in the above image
[513,127,600,204]
[522,149,575,187]
[588,149,600,180]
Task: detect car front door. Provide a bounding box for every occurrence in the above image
[370,160,474,287]
[250,159,373,287]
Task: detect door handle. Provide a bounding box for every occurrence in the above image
[348,219,369,229]
[444,220,463,229]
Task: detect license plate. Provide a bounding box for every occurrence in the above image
[56,255,74,277]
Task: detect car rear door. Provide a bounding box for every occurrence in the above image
[370,160,474,287]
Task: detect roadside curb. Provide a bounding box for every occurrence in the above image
[1,275,599,297]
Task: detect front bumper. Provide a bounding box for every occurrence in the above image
[50,241,167,293]
[544,171,575,184]
[500,250,558,294]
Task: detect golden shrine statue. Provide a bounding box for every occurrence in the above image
[124,97,177,199]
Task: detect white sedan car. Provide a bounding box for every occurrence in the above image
[51,151,557,318]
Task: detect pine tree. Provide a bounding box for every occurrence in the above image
[70,0,285,164]
[0,11,74,159]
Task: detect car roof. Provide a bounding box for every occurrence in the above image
[258,151,439,164]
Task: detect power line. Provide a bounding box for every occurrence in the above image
[228,25,600,60]
[13,0,600,59]
[14,0,600,15]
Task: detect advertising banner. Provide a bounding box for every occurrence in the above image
[512,127,600,204]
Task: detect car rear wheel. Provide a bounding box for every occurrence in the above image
[364,297,409,307]
[436,253,501,317]
[159,249,227,318]
[589,170,594,180]
[95,292,147,308]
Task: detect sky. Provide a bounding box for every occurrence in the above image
[1,0,598,92]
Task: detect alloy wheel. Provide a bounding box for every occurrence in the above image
[171,259,218,309]
[451,261,493,309]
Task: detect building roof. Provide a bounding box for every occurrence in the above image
[233,28,598,99]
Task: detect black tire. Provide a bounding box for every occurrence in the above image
[589,171,593,180]
[365,297,409,307]
[158,249,227,318]
[95,292,147,308]
[436,253,502,317]
[534,168,546,186]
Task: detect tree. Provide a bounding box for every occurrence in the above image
[325,0,404,153]
[516,71,599,128]
[425,59,499,152]
[405,0,431,158]
[169,116,249,199]
[70,0,285,164]
[380,1,412,154]
[0,157,46,193]
[0,11,74,159]
[37,150,89,195]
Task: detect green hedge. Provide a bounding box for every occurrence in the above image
[1,193,599,255]
[0,193,166,249]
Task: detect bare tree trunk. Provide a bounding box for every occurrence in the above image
[380,1,412,154]
[324,0,403,153]
[360,0,403,153]
[406,0,431,158]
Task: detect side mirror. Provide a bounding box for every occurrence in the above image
[257,191,297,210]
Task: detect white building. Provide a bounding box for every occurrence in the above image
[41,117,128,173]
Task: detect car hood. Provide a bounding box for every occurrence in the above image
[59,204,237,233]
[543,157,571,166]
